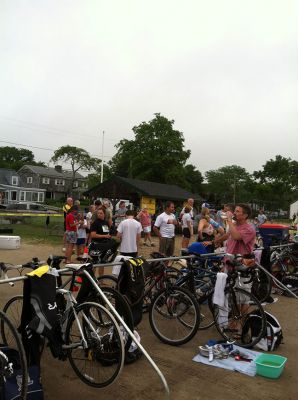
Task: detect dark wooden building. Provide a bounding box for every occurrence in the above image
[84,175,202,213]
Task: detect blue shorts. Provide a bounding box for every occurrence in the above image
[76,238,86,246]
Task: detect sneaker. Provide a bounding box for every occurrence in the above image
[261,297,278,306]
[150,243,155,247]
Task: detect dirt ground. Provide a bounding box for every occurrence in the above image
[0,237,297,400]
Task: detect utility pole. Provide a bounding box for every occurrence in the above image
[233,175,236,204]
[101,130,105,183]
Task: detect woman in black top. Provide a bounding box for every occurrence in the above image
[90,208,111,242]
[89,208,118,276]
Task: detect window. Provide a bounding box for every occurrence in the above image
[32,192,38,202]
[73,181,79,188]
[20,191,25,201]
[38,192,45,202]
[42,177,50,184]
[25,192,32,202]
[81,181,88,189]
[27,177,33,184]
[11,176,18,185]
[55,179,65,186]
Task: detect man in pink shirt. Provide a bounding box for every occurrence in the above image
[216,203,255,255]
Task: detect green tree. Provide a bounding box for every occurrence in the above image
[51,146,97,194]
[109,113,192,187]
[253,155,298,209]
[0,146,45,170]
[183,164,203,193]
[205,165,254,204]
[87,163,113,188]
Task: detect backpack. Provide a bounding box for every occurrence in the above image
[117,257,145,326]
[0,347,44,400]
[242,310,283,351]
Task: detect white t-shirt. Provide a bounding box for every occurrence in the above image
[181,206,194,219]
[86,211,93,229]
[117,218,142,253]
[182,213,192,229]
[77,218,87,239]
[154,212,176,238]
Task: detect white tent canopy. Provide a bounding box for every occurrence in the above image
[290,200,298,219]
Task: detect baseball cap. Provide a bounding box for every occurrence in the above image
[202,202,210,209]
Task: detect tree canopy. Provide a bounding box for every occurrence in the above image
[204,165,254,204]
[253,155,298,209]
[51,145,97,194]
[0,146,45,170]
[109,113,202,192]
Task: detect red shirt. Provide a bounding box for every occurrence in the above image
[226,222,256,255]
[65,213,77,232]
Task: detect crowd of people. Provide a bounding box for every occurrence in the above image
[62,196,266,264]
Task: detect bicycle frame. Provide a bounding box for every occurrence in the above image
[0,264,170,397]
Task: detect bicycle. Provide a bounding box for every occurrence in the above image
[211,254,267,348]
[0,309,28,400]
[1,260,170,395]
[1,261,125,388]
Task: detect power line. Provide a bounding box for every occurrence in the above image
[0,140,55,151]
[0,116,122,143]
[0,139,114,159]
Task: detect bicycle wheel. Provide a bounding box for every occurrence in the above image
[97,274,118,289]
[1,295,23,344]
[0,310,28,399]
[251,269,272,303]
[149,286,200,346]
[197,293,216,330]
[65,302,124,388]
[2,295,46,357]
[212,287,266,348]
[87,287,134,353]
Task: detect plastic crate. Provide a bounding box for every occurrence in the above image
[258,224,289,247]
[255,354,287,379]
[0,236,20,249]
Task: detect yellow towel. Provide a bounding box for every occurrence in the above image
[26,265,49,277]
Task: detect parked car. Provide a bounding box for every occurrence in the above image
[4,202,61,214]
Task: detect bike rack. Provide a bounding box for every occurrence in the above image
[0,264,170,397]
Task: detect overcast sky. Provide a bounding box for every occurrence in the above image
[1,0,297,176]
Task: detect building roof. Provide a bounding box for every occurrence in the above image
[18,165,85,179]
[0,168,18,185]
[85,176,202,202]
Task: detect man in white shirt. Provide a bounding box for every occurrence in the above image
[153,201,177,256]
[117,210,142,257]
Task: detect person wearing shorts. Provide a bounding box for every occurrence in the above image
[181,206,193,249]
[153,201,177,257]
[76,212,87,257]
[137,207,154,246]
[65,205,79,263]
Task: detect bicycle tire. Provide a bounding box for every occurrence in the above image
[197,293,216,330]
[251,269,272,303]
[0,309,28,399]
[212,287,266,348]
[2,295,45,356]
[87,286,134,353]
[149,286,200,346]
[65,301,124,388]
[97,274,118,289]
[1,295,23,343]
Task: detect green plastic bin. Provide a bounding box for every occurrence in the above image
[255,354,287,379]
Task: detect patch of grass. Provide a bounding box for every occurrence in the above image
[0,216,64,245]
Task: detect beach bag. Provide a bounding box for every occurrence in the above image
[117,258,145,326]
[0,347,43,400]
[242,310,283,351]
